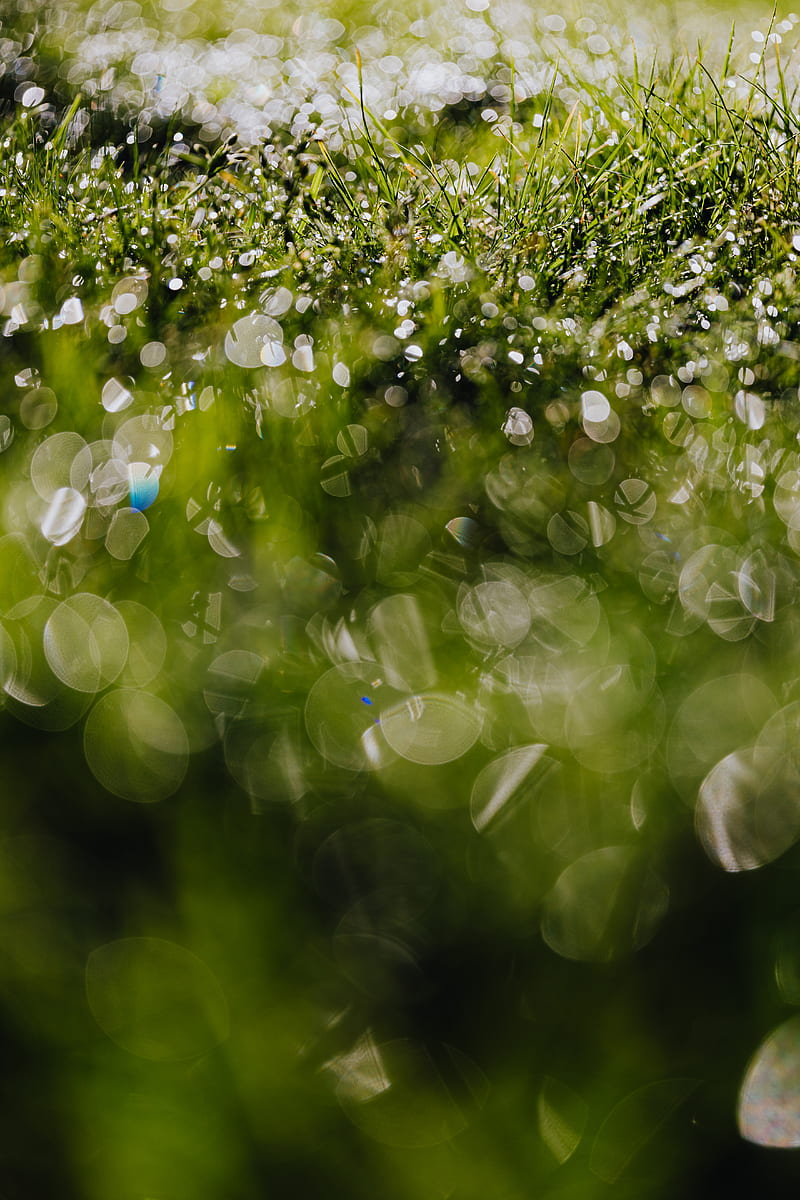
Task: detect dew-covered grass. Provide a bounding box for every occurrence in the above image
[3,1,800,1196]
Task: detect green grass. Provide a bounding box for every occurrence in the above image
[3,4,800,1198]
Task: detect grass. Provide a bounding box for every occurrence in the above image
[3,2,800,1197]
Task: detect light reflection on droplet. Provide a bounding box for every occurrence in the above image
[650,374,681,407]
[696,747,800,871]
[614,478,656,525]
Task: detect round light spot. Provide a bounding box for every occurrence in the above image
[44,594,128,693]
[650,375,681,408]
[458,580,531,646]
[84,689,189,802]
[19,386,57,430]
[101,378,134,413]
[502,407,534,446]
[696,747,800,871]
[681,384,712,418]
[111,276,148,312]
[31,432,88,500]
[739,1016,800,1147]
[105,506,149,559]
[542,846,668,962]
[116,601,167,688]
[140,340,167,368]
[225,312,283,368]
[86,937,228,1061]
[547,511,589,555]
[471,743,549,832]
[380,692,482,765]
[614,478,657,525]
[305,662,401,771]
[332,1034,487,1147]
[568,438,615,485]
[41,487,86,545]
[581,390,610,423]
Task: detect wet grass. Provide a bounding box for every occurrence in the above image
[2,4,800,1199]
